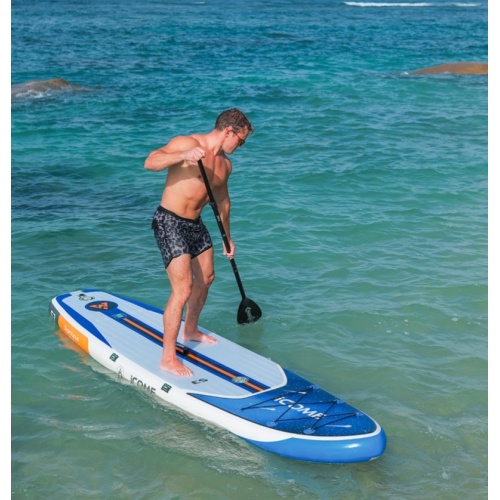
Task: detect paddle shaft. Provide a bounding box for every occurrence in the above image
[197,159,247,300]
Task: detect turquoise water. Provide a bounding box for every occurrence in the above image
[11,0,488,498]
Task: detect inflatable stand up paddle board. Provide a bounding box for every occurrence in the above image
[49,289,386,463]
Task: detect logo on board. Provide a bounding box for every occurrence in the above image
[85,301,118,311]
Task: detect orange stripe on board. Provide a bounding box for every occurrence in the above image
[123,317,163,342]
[185,353,236,379]
[58,315,89,354]
[185,352,264,392]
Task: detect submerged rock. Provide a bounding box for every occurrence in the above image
[11,78,76,99]
[410,62,488,75]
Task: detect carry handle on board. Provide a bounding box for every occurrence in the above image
[197,159,262,325]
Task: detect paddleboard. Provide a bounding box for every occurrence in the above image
[49,289,386,463]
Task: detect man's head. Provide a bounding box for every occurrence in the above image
[215,108,254,135]
[215,108,254,153]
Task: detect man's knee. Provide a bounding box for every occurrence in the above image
[200,271,215,289]
[171,281,193,304]
[207,270,215,286]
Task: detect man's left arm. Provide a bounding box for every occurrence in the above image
[214,182,234,259]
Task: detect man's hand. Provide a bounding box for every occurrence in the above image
[223,239,235,259]
[183,147,206,165]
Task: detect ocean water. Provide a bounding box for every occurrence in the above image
[11,0,488,498]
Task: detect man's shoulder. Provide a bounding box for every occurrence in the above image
[167,134,201,148]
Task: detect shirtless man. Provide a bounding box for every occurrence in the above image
[145,108,254,376]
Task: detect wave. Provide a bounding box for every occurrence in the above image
[343,2,481,7]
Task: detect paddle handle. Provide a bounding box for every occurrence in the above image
[197,159,247,300]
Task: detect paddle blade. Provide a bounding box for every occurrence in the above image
[237,298,262,324]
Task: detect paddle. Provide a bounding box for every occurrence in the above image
[197,159,262,324]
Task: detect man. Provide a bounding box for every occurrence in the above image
[145,108,254,376]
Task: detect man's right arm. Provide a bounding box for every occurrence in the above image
[144,136,203,171]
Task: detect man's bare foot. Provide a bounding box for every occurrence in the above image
[182,330,218,344]
[159,359,193,377]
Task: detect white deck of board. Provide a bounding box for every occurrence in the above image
[57,290,286,397]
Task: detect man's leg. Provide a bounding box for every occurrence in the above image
[160,254,194,376]
[183,248,217,343]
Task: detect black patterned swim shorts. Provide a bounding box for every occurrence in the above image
[151,205,213,269]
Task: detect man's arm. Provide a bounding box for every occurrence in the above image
[144,136,204,171]
[217,193,235,258]
[213,166,235,258]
